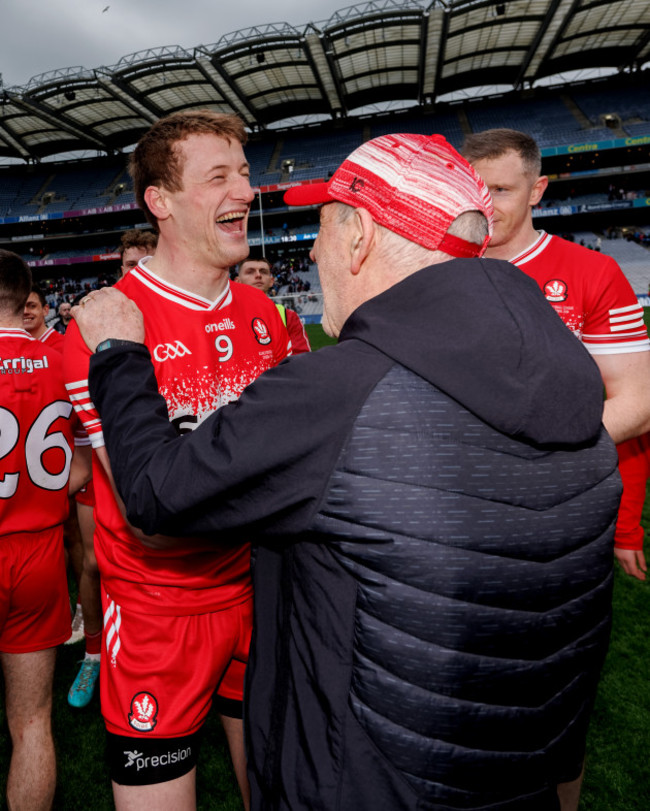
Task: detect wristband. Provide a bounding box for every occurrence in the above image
[95,339,143,353]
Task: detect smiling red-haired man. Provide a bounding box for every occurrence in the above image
[63,110,289,810]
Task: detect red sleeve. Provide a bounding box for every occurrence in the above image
[285,309,311,355]
[63,320,105,448]
[581,256,649,355]
[614,434,650,551]
[260,294,291,362]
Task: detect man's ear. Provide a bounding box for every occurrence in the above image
[350,208,376,276]
[529,175,548,207]
[144,186,170,222]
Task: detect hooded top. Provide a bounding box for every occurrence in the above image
[89,257,619,810]
[345,257,603,445]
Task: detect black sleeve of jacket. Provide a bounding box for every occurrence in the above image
[88,343,388,539]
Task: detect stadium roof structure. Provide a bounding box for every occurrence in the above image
[1,0,649,162]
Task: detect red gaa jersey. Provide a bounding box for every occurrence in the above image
[0,329,76,536]
[511,232,649,354]
[63,262,290,615]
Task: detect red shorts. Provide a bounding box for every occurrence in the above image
[0,527,71,653]
[101,585,252,739]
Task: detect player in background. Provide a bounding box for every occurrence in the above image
[237,254,311,353]
[464,129,650,578]
[23,284,64,351]
[66,475,102,708]
[68,230,158,709]
[22,283,87,649]
[64,110,289,810]
[118,229,158,278]
[463,128,650,809]
[463,128,650,445]
[0,249,91,810]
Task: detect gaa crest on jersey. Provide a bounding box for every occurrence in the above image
[152,341,192,362]
[252,317,271,345]
[544,280,568,302]
[128,691,159,732]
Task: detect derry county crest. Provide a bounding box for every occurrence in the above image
[252,317,271,345]
[128,691,159,732]
[543,279,568,302]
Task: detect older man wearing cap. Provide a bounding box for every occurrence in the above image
[71,133,619,810]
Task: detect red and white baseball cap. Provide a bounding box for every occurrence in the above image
[284,133,493,258]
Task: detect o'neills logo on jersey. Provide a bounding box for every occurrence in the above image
[544,280,568,302]
[152,341,192,362]
[205,318,235,334]
[252,317,271,345]
[128,691,158,732]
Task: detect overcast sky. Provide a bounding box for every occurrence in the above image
[1,0,356,88]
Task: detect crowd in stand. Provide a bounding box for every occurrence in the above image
[45,256,315,315]
[40,275,114,314]
[268,256,311,296]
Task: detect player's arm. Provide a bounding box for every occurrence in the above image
[68,444,92,496]
[614,548,647,581]
[612,436,648,580]
[595,350,650,444]
[581,258,650,444]
[93,444,188,550]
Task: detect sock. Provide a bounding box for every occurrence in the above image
[85,629,102,657]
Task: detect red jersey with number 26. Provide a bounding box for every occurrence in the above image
[0,329,76,536]
[63,262,290,615]
[511,232,649,354]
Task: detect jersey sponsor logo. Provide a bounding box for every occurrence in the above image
[0,355,49,374]
[543,279,568,302]
[128,691,159,732]
[152,341,192,362]
[124,746,192,772]
[205,318,235,334]
[252,317,271,345]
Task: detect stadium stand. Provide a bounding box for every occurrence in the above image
[370,110,465,147]
[0,2,648,316]
[572,84,650,127]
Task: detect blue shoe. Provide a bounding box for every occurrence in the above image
[68,659,100,708]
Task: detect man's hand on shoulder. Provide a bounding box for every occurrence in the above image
[72,287,145,352]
